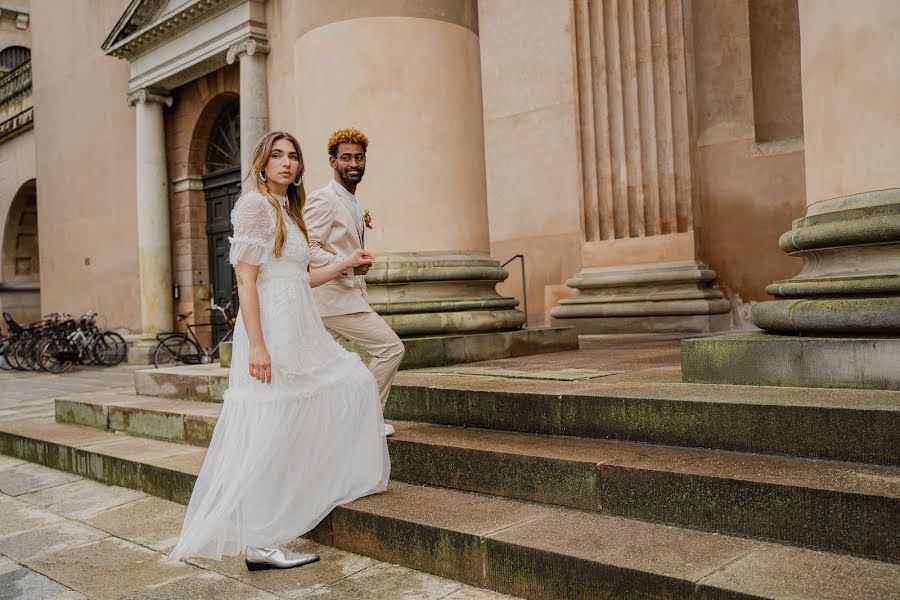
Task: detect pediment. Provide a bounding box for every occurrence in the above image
[102,0,235,60]
[102,0,169,53]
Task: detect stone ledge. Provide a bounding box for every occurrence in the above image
[133,365,229,402]
[395,327,578,369]
[681,333,900,390]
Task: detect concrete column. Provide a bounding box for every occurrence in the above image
[683,1,900,390]
[292,1,527,337]
[226,37,269,188]
[751,1,900,334]
[127,89,173,340]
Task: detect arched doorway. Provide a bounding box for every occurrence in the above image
[203,97,240,343]
[1,179,40,329]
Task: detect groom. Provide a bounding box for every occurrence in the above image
[304,128,404,436]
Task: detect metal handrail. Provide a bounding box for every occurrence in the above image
[500,254,528,328]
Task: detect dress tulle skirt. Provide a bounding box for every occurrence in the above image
[169,274,390,561]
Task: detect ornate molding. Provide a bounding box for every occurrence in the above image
[0,6,30,30]
[0,106,33,143]
[126,89,173,108]
[104,0,235,59]
[225,36,269,64]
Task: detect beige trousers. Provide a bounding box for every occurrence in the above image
[322,311,405,409]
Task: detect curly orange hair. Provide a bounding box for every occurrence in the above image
[327,128,369,156]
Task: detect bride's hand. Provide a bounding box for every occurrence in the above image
[248,343,272,384]
[348,248,374,268]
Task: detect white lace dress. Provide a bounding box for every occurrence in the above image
[170,191,390,561]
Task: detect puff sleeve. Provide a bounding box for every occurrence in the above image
[228,192,275,266]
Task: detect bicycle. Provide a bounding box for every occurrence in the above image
[152,301,236,368]
[36,312,128,373]
[1,311,127,373]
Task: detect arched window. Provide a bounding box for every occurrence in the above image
[205,98,240,173]
[0,46,30,71]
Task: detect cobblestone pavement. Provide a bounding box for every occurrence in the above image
[0,367,518,600]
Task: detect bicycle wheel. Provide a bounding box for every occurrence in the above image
[5,338,22,370]
[0,337,10,370]
[94,332,128,366]
[153,335,200,368]
[37,338,75,374]
[14,338,35,371]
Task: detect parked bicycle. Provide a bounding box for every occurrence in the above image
[152,301,236,368]
[1,311,127,373]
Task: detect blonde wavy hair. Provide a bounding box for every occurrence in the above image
[247,131,308,258]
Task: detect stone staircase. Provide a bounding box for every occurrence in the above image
[1,363,899,598]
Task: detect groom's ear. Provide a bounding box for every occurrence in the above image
[328,154,337,169]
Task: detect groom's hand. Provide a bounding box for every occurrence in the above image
[354,265,370,275]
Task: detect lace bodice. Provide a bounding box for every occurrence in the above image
[229,191,309,277]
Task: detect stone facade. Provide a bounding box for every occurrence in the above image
[0,0,896,354]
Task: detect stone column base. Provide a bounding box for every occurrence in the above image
[681,333,900,390]
[752,188,900,334]
[366,251,525,336]
[125,336,156,365]
[549,260,732,335]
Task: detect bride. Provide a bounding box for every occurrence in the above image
[169,131,390,570]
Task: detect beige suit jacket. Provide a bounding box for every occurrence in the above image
[304,179,372,317]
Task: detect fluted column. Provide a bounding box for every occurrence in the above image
[127,89,173,338]
[551,0,730,334]
[751,1,900,334]
[226,37,269,187]
[576,0,694,241]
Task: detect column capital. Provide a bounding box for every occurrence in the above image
[226,37,270,65]
[127,89,173,108]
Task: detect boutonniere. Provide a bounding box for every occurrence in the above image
[363,209,373,229]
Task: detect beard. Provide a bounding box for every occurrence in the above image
[340,168,364,185]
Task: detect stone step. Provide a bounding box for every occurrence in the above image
[53,392,900,562]
[133,365,228,402]
[389,423,900,564]
[0,418,900,600]
[387,372,900,465]
[0,415,203,505]
[1,417,897,600]
[55,390,220,446]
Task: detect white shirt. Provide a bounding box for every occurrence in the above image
[328,179,364,233]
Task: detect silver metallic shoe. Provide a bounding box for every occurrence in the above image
[384,423,395,437]
[245,546,320,571]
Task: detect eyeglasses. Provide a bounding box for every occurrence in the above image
[338,153,366,164]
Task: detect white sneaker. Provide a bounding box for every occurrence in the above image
[245,546,319,571]
[383,423,395,437]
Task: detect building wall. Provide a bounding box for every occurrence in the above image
[478,0,583,326]
[0,133,37,328]
[479,0,808,321]
[691,0,806,302]
[20,0,818,332]
[0,0,36,329]
[0,0,31,55]
[30,0,140,332]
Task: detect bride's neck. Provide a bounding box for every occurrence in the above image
[269,182,289,197]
